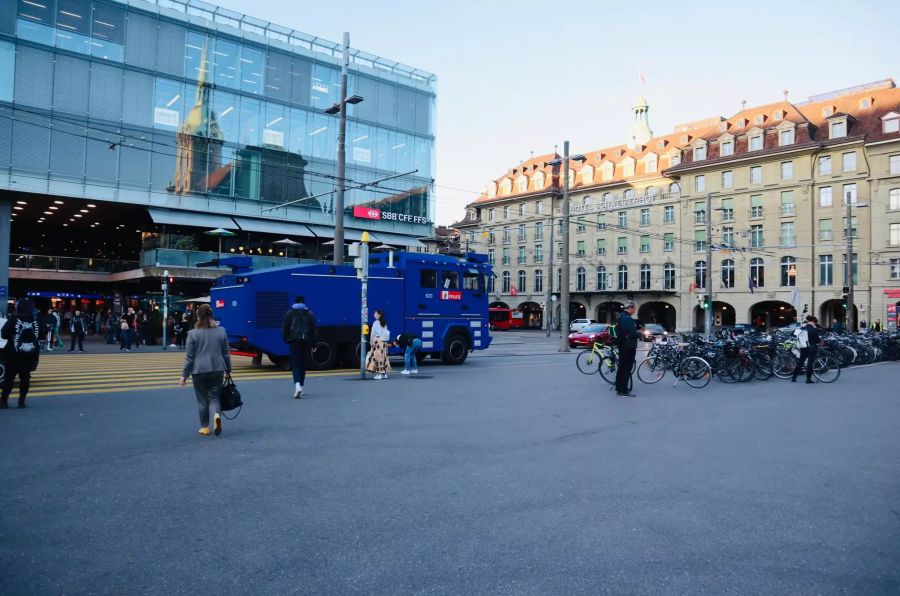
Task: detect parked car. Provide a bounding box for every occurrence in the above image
[721,323,754,336]
[568,323,611,348]
[569,318,595,332]
[640,323,668,342]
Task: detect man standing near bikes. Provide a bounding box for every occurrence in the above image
[792,315,822,384]
[615,301,641,397]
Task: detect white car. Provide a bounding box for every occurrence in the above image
[569,318,595,332]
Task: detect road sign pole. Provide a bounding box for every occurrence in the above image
[359,233,370,378]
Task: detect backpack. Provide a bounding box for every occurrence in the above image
[793,327,809,348]
[289,309,312,342]
[12,318,39,353]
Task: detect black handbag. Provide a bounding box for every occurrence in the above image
[220,377,243,420]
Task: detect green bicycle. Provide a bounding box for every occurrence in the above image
[576,341,635,387]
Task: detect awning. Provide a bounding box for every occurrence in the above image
[369,232,426,248]
[304,223,334,239]
[231,217,317,238]
[148,208,236,230]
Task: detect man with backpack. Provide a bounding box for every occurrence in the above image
[282,296,317,399]
[792,315,822,384]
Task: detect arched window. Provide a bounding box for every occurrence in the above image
[576,267,586,291]
[780,256,797,287]
[722,259,735,288]
[668,182,681,197]
[695,260,707,289]
[533,171,545,189]
[517,270,527,293]
[889,188,900,210]
[624,189,636,200]
[640,264,651,290]
[645,186,659,198]
[501,271,511,293]
[581,166,594,185]
[597,266,607,290]
[750,258,765,288]
[534,269,543,293]
[617,264,628,290]
[516,176,528,193]
[664,263,676,290]
[557,268,562,291]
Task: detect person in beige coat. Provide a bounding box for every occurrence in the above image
[179,304,232,436]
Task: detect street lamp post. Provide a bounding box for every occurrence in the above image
[548,142,586,350]
[324,32,364,266]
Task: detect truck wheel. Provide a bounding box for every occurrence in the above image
[268,355,291,371]
[341,341,362,369]
[441,333,469,365]
[309,340,337,370]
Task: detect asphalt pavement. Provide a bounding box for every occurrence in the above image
[1,331,899,595]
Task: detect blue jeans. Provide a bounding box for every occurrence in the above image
[404,339,422,371]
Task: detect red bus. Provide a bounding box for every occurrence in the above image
[489,308,525,331]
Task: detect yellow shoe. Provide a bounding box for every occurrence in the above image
[198,427,210,435]
[213,414,222,436]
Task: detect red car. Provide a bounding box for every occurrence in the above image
[568,323,612,348]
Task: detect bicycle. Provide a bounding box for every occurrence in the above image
[576,341,635,389]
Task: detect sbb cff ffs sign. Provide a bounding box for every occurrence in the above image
[353,206,382,220]
[352,205,430,225]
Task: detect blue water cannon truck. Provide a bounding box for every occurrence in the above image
[210,251,494,370]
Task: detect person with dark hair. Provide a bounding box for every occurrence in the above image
[366,309,391,379]
[179,303,231,436]
[394,332,421,375]
[68,309,87,352]
[282,295,317,399]
[1,298,41,409]
[792,315,822,384]
[614,301,640,397]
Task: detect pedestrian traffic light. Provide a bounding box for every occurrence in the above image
[702,296,710,310]
[168,276,175,285]
[841,294,849,309]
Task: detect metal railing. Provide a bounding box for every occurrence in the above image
[141,249,314,270]
[10,254,138,273]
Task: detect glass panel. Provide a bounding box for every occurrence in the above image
[352,75,377,121]
[156,20,185,76]
[85,129,118,182]
[392,130,411,171]
[348,121,372,166]
[12,114,51,173]
[0,41,13,103]
[91,1,124,61]
[376,80,396,126]
[286,107,307,155]
[55,0,91,54]
[289,57,311,107]
[414,136,431,178]
[310,63,337,108]
[14,46,54,109]
[240,45,264,95]
[234,95,260,147]
[751,195,762,207]
[374,127,392,171]
[183,30,208,82]
[150,132,176,191]
[262,101,286,149]
[264,50,290,101]
[53,54,90,114]
[89,62,123,121]
[0,106,12,169]
[396,86,415,131]
[212,89,239,143]
[17,0,55,45]
[211,36,239,89]
[118,128,151,188]
[152,78,185,134]
[415,92,432,135]
[49,119,86,179]
[122,70,154,128]
[125,11,156,69]
[233,147,260,199]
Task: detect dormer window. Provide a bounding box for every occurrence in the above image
[581,165,594,185]
[622,158,635,177]
[500,178,512,195]
[669,152,681,167]
[718,122,728,132]
[772,110,784,121]
[644,153,658,173]
[657,140,666,149]
[721,139,734,156]
[749,132,763,151]
[516,175,528,193]
[882,112,900,134]
[533,171,545,189]
[487,182,497,198]
[735,118,747,129]
[754,114,764,125]
[680,135,689,144]
[693,145,706,161]
[601,161,614,181]
[779,127,795,146]
[823,106,834,117]
[830,119,847,139]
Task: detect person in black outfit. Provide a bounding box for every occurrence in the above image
[69,310,87,352]
[792,315,822,383]
[1,298,41,409]
[282,295,317,399]
[614,301,641,397]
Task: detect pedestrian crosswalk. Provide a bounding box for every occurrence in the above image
[16,352,353,398]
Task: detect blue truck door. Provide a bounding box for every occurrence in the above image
[413,264,442,317]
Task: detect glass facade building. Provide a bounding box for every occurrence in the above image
[0,0,436,241]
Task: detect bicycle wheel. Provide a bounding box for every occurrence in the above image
[715,357,740,383]
[598,357,617,385]
[737,356,756,383]
[637,357,665,384]
[752,353,774,381]
[576,350,600,375]
[772,352,797,379]
[813,354,841,383]
[680,356,711,388]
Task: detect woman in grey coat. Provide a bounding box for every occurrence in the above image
[179,304,232,436]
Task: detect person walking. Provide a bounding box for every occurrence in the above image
[119,308,136,351]
[69,309,87,352]
[53,308,64,349]
[614,301,640,397]
[366,309,391,380]
[1,298,41,409]
[43,307,55,351]
[176,314,190,349]
[179,304,232,436]
[792,315,822,384]
[394,332,421,375]
[281,295,317,399]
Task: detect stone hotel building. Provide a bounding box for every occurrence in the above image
[455,80,900,332]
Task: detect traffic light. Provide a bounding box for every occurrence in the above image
[702,296,710,310]
[168,276,175,285]
[841,294,849,310]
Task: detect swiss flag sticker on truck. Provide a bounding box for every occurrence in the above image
[441,290,462,300]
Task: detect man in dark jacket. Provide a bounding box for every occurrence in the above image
[615,301,641,397]
[282,296,317,399]
[791,315,822,383]
[69,310,87,352]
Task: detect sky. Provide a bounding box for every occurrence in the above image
[214,0,900,225]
